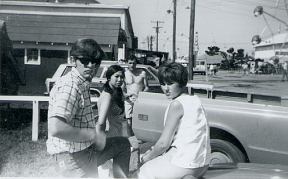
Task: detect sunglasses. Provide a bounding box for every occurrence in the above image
[77,58,101,66]
[128,61,136,65]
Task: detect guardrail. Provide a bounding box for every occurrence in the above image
[187,85,288,107]
[0,95,98,141]
[186,83,214,98]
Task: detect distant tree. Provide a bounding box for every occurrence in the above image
[226,47,237,70]
[227,47,234,54]
[235,49,245,64]
[205,46,233,69]
[269,56,279,65]
[205,46,220,56]
[226,47,236,62]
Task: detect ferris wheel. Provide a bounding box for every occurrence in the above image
[252,0,288,63]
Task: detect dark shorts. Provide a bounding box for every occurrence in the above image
[53,137,131,178]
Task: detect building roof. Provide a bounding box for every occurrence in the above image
[0,1,135,52]
[254,32,288,47]
[197,54,225,64]
[1,13,121,45]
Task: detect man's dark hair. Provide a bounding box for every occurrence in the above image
[70,38,105,64]
[127,54,137,62]
[158,62,188,88]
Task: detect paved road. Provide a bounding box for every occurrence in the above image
[191,70,288,97]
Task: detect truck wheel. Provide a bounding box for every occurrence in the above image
[90,89,101,98]
[210,139,246,165]
[90,89,101,110]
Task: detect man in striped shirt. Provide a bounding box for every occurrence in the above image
[46,38,131,178]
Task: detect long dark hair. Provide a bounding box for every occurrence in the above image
[103,65,125,114]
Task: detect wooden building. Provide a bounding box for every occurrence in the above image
[0,1,137,94]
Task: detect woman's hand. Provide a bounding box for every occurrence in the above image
[139,148,152,164]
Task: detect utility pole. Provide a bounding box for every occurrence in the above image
[188,0,196,80]
[172,0,177,62]
[150,36,154,51]
[147,36,150,50]
[152,21,164,52]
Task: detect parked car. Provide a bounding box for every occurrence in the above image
[44,61,162,97]
[132,91,288,166]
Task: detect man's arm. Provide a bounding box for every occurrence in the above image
[121,79,128,97]
[142,71,149,92]
[49,116,106,150]
[49,116,96,142]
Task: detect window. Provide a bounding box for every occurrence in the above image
[93,66,108,78]
[141,68,157,81]
[62,66,72,76]
[25,49,40,65]
[147,67,158,77]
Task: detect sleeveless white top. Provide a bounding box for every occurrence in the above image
[164,94,211,168]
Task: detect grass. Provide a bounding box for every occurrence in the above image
[0,109,57,177]
[0,108,138,177]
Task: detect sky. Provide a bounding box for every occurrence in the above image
[98,0,287,58]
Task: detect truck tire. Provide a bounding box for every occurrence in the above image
[210,139,246,164]
[90,88,101,110]
[90,88,101,98]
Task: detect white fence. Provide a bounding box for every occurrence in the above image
[0,95,98,141]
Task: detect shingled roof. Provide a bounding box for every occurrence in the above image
[0,0,137,51]
[1,13,121,45]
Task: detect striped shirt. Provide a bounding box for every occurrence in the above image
[46,67,96,155]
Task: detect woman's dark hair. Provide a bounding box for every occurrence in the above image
[103,65,125,113]
[158,62,188,87]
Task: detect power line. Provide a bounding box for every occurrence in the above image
[185,0,286,19]
[150,0,160,21]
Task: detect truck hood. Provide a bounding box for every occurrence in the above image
[204,163,288,179]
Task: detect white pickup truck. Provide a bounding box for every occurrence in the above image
[132,90,288,166]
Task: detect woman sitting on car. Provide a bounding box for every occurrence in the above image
[134,62,211,179]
